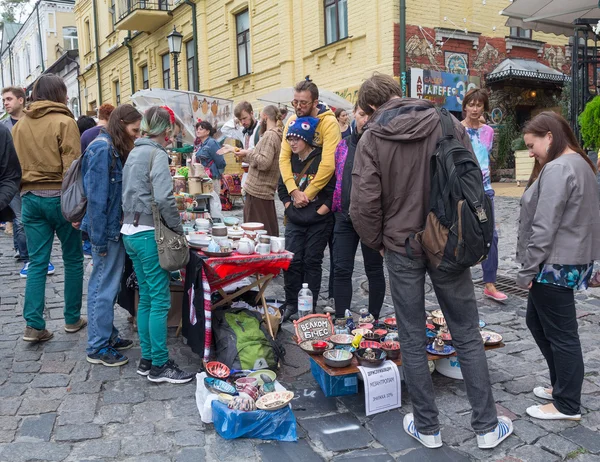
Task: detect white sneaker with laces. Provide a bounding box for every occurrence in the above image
[533,387,553,400]
[477,416,513,449]
[402,413,443,449]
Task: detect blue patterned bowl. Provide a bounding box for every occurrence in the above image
[204,377,236,395]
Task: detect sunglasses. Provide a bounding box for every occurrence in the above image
[291,99,314,108]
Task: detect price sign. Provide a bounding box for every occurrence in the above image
[293,313,334,343]
[358,360,401,416]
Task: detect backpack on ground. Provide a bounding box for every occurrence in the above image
[409,108,493,273]
[211,307,284,370]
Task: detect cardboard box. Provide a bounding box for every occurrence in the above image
[134,283,184,328]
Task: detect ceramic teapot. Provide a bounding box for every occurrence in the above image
[237,238,254,255]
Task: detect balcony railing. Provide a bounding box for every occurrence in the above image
[116,0,171,32]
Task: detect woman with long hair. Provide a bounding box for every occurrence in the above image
[517,111,600,420]
[12,74,85,342]
[335,107,351,139]
[461,89,506,302]
[194,120,226,192]
[121,106,194,384]
[81,104,142,367]
[229,104,283,235]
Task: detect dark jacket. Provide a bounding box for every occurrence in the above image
[278,146,335,226]
[81,131,123,254]
[350,98,473,254]
[0,124,21,222]
[339,131,361,218]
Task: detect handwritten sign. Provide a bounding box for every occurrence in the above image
[293,314,334,343]
[358,361,401,416]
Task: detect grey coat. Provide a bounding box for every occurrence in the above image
[122,137,183,234]
[516,153,600,288]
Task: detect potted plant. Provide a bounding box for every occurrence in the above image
[512,135,532,186]
[579,96,600,167]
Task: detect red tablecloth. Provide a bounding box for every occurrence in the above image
[188,250,293,360]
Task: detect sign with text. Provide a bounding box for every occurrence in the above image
[358,361,401,416]
[410,68,480,112]
[293,314,334,343]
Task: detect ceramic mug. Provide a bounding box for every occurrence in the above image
[270,236,285,253]
[255,243,271,255]
[237,238,255,255]
[258,235,271,244]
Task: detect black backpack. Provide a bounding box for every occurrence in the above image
[409,108,493,273]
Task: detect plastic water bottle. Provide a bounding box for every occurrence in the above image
[298,283,313,319]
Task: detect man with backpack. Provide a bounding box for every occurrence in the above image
[350,73,512,450]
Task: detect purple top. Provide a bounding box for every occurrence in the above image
[81,125,103,153]
[332,139,349,213]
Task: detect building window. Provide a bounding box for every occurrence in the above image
[162,54,170,89]
[71,97,80,119]
[24,44,31,76]
[114,81,120,105]
[236,10,251,76]
[186,40,196,91]
[63,27,78,51]
[141,65,149,89]
[509,27,532,39]
[110,0,116,30]
[324,0,348,45]
[84,20,92,53]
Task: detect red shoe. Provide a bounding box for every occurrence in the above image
[484,287,508,302]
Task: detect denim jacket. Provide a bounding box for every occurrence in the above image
[195,137,225,179]
[81,132,122,254]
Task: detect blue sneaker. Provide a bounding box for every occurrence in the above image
[20,262,56,278]
[86,346,128,367]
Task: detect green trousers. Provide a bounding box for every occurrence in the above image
[21,194,83,330]
[123,230,171,366]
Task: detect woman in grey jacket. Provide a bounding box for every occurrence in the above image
[121,106,194,384]
[517,112,600,421]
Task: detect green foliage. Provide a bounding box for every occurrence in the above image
[566,448,588,460]
[495,115,520,169]
[558,81,571,121]
[578,96,600,150]
[511,135,526,151]
[0,0,31,25]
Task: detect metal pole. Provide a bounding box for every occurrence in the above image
[36,2,45,72]
[92,0,102,104]
[173,53,179,90]
[399,0,407,95]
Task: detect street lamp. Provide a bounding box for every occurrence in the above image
[167,26,183,90]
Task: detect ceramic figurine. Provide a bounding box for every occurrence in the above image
[261,374,275,393]
[358,308,375,325]
[434,337,445,352]
[334,319,350,335]
[363,347,376,360]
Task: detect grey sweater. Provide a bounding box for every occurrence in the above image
[516,153,600,288]
[122,137,183,234]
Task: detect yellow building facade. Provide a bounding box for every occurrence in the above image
[74,0,570,112]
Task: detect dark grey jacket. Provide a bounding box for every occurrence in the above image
[122,137,183,234]
[0,123,21,222]
[516,153,600,288]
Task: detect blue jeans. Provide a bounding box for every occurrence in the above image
[385,250,498,435]
[482,190,498,284]
[86,239,126,354]
[10,195,28,261]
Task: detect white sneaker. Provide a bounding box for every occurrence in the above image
[526,404,581,421]
[533,387,553,400]
[403,413,443,448]
[477,416,513,449]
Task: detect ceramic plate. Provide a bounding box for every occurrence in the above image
[256,391,295,411]
[202,250,233,258]
[426,344,456,356]
[481,331,503,345]
[248,369,277,386]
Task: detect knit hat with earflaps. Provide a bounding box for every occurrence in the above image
[286,116,319,146]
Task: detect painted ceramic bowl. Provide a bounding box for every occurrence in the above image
[432,317,446,328]
[359,340,382,350]
[299,340,334,355]
[223,217,240,227]
[374,328,388,337]
[362,332,382,343]
[329,334,354,346]
[239,384,260,401]
[241,222,265,231]
[381,341,401,360]
[205,361,230,379]
[256,391,294,411]
[358,323,374,330]
[235,377,259,391]
[354,348,387,367]
[248,369,277,386]
[217,393,234,405]
[323,349,353,368]
[351,328,372,336]
[204,377,236,395]
[383,317,397,328]
[430,309,444,318]
[480,331,503,345]
[383,332,399,342]
[228,396,256,412]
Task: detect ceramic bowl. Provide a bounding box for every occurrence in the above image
[358,323,374,330]
[248,369,277,386]
[432,317,447,328]
[204,377,236,395]
[239,384,260,401]
[228,396,256,412]
[195,218,210,230]
[299,340,334,355]
[256,391,294,411]
[480,331,503,346]
[430,309,444,318]
[383,317,397,328]
[212,225,228,237]
[241,222,264,232]
[374,328,388,337]
[217,393,234,405]
[351,328,372,336]
[383,332,399,342]
[228,228,244,239]
[354,348,387,367]
[323,349,353,368]
[223,217,240,227]
[329,334,354,346]
[359,340,382,349]
[205,361,230,379]
[235,377,259,391]
[381,341,401,360]
[187,235,211,247]
[362,332,382,343]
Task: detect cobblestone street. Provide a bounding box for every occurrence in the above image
[1,193,600,461]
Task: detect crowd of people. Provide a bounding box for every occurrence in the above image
[0,70,597,448]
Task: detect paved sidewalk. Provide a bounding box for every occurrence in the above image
[0,195,599,461]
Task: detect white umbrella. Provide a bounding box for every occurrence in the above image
[258,87,354,112]
[501,0,599,36]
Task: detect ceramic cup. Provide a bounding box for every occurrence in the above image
[270,236,285,253]
[255,230,268,240]
[195,218,210,230]
[258,235,271,244]
[212,224,228,237]
[255,243,271,255]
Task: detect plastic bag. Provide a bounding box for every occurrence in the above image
[211,401,297,441]
[195,372,219,423]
